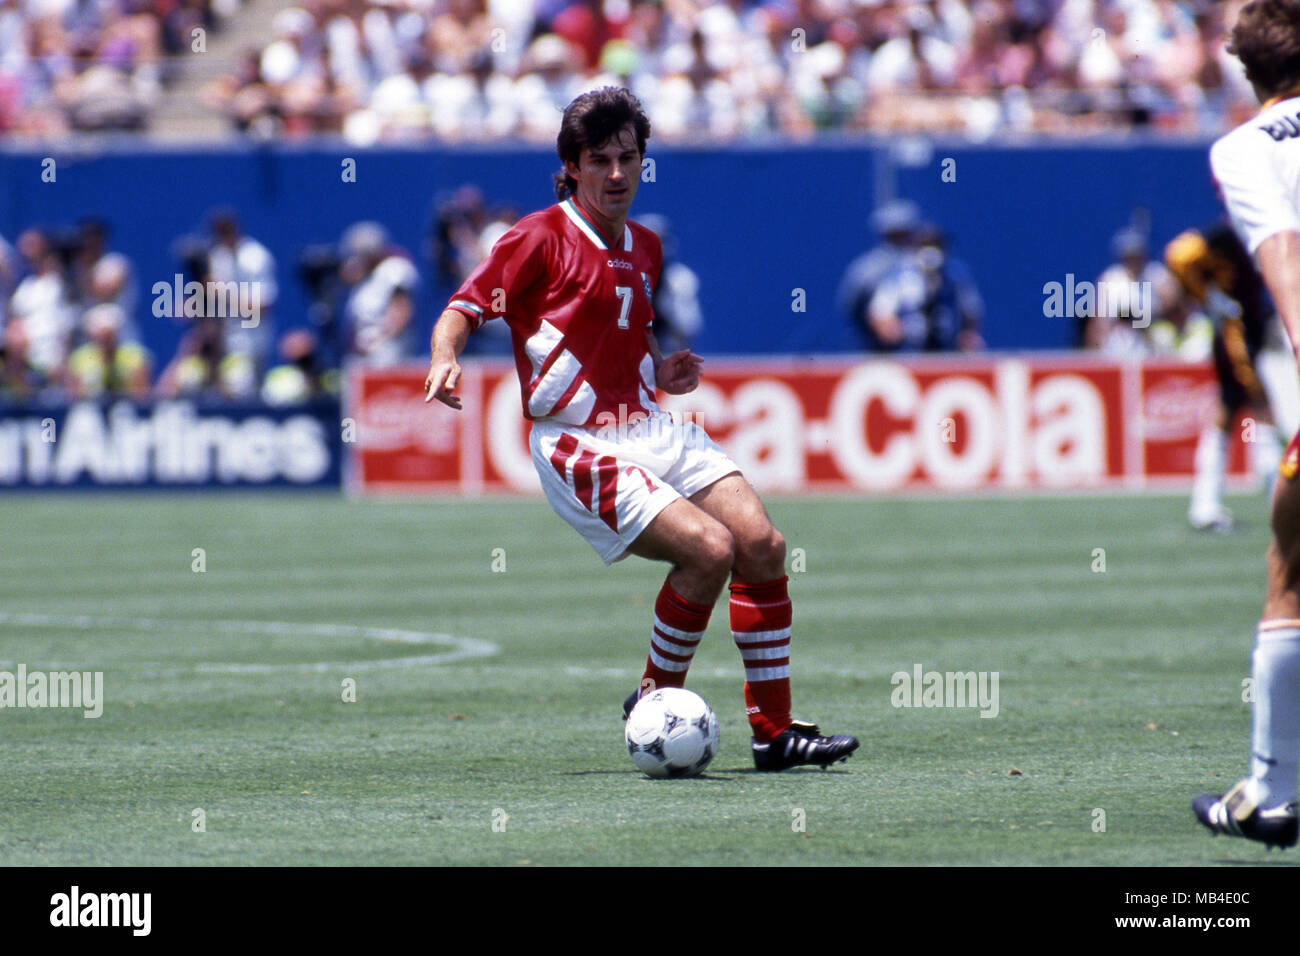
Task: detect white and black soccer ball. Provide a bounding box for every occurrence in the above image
[625,687,720,778]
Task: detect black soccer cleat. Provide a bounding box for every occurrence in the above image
[753,720,860,772]
[622,688,640,721]
[1192,779,1299,849]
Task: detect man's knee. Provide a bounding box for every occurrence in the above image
[736,524,785,576]
[758,526,787,568]
[696,522,736,573]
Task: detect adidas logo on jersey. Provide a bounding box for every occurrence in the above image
[606,258,634,270]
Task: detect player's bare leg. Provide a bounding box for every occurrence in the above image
[689,473,858,767]
[1263,471,1300,621]
[622,475,857,769]
[616,496,734,716]
[687,472,785,583]
[625,496,735,604]
[1194,465,1300,847]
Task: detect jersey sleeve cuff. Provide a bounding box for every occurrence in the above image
[448,299,486,331]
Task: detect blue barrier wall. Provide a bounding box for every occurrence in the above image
[0,138,1227,361]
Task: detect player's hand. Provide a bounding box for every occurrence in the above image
[424,355,463,409]
[656,349,703,395]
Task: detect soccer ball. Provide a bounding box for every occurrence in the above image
[625,687,720,778]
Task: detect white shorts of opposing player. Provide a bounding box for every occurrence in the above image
[531,409,739,565]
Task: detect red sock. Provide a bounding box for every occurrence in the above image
[730,576,792,742]
[640,577,712,695]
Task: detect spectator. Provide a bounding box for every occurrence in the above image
[551,0,625,74]
[0,316,39,398]
[70,218,138,341]
[199,48,281,137]
[262,329,335,405]
[206,208,277,370]
[867,223,984,352]
[1083,225,1175,354]
[156,310,255,399]
[8,228,74,383]
[837,200,921,349]
[866,5,957,93]
[339,221,417,366]
[64,303,151,399]
[1148,287,1215,360]
[1,0,239,134]
[429,185,517,356]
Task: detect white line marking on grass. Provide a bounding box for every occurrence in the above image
[0,613,498,675]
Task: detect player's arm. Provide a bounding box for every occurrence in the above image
[647,327,702,395]
[425,220,545,408]
[1256,231,1300,372]
[424,307,473,409]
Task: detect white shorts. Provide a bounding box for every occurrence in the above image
[530,410,740,565]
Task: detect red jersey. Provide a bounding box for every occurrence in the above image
[447,197,663,427]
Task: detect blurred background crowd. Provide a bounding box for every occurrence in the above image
[0,0,1274,402]
[1,186,1241,400]
[0,0,1263,141]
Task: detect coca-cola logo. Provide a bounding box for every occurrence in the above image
[1143,377,1216,440]
[349,359,1238,493]
[357,386,457,453]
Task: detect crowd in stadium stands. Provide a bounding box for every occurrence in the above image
[192,0,1259,143]
[0,0,241,134]
[0,0,1266,139]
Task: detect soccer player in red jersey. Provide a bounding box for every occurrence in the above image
[423,87,858,771]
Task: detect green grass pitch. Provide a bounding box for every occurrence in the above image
[0,490,1284,865]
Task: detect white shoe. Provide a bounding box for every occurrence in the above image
[1190,509,1235,533]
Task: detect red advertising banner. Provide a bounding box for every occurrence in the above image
[345,356,1254,495]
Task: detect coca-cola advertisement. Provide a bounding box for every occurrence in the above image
[345,356,1255,495]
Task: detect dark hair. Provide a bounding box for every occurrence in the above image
[553,87,650,201]
[1229,0,1300,98]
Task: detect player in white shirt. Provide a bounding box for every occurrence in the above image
[1194,0,1300,849]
